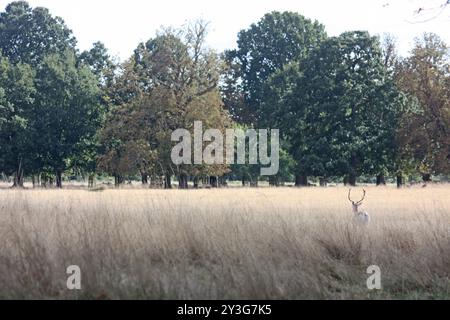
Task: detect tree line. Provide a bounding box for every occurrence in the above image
[0,1,449,188]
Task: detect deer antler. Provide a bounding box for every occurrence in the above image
[356,189,366,204]
[348,189,353,203]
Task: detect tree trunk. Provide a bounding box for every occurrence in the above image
[149,175,159,188]
[249,175,258,187]
[209,176,218,188]
[141,173,148,185]
[184,175,188,189]
[219,176,227,187]
[376,174,386,186]
[269,176,280,187]
[41,175,48,188]
[55,170,63,189]
[242,175,246,187]
[33,174,41,188]
[348,173,357,186]
[422,174,431,183]
[319,178,327,187]
[295,174,308,187]
[178,174,188,189]
[12,159,25,188]
[396,174,403,188]
[13,170,24,188]
[88,174,95,188]
[114,174,124,187]
[193,177,199,189]
[12,171,24,188]
[164,175,172,189]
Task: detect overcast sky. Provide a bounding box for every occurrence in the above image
[1,0,449,60]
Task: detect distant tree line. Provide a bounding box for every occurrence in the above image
[0,1,449,188]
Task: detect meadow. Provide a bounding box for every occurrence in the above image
[0,185,449,299]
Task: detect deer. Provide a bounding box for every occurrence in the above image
[348,188,370,225]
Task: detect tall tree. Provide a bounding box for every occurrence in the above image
[75,42,116,184]
[226,11,326,125]
[0,1,105,188]
[0,53,35,187]
[265,31,405,186]
[33,50,101,187]
[99,22,232,188]
[220,51,249,124]
[395,33,450,180]
[0,1,76,66]
[80,42,115,84]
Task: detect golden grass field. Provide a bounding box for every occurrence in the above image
[0,185,449,299]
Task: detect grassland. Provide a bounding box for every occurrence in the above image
[0,185,449,299]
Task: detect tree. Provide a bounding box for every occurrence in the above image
[226,11,327,125]
[395,33,450,180]
[0,53,35,187]
[80,42,115,84]
[220,51,249,124]
[76,42,117,185]
[379,34,422,187]
[0,1,105,188]
[33,50,101,188]
[265,31,405,186]
[99,22,232,189]
[0,1,76,66]
[98,89,174,187]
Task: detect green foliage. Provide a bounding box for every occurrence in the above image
[80,41,116,84]
[226,11,327,124]
[0,1,77,66]
[0,53,35,179]
[0,2,449,187]
[264,31,406,181]
[33,50,101,176]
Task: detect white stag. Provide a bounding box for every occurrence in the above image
[348,189,370,225]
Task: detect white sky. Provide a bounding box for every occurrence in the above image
[1,0,449,60]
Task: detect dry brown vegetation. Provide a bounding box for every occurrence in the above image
[0,185,449,299]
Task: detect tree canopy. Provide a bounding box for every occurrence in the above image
[0,2,449,188]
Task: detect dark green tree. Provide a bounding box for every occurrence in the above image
[226,11,326,125]
[0,53,35,187]
[76,42,116,185]
[33,50,101,187]
[265,31,405,186]
[0,1,76,66]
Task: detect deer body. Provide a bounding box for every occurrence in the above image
[348,189,370,225]
[351,203,370,224]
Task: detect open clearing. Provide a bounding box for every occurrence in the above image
[0,186,449,299]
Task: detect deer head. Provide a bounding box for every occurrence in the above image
[348,188,366,214]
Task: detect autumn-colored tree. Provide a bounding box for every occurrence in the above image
[395,33,450,181]
[98,22,232,188]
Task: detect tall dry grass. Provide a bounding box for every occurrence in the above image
[0,185,449,299]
